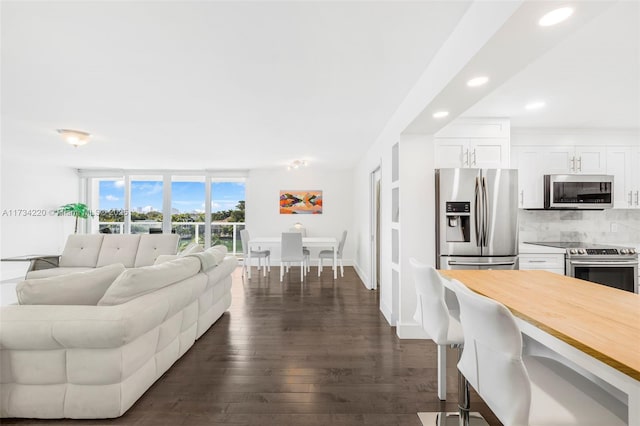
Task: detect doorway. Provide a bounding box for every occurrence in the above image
[370,166,381,290]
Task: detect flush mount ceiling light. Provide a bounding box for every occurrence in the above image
[467,76,489,87]
[525,101,546,110]
[432,111,449,119]
[57,129,91,147]
[287,160,308,171]
[538,7,574,27]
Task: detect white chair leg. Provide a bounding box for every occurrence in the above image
[267,256,271,272]
[263,257,267,277]
[339,259,344,278]
[437,344,447,400]
[317,258,321,277]
[300,262,304,282]
[280,262,284,282]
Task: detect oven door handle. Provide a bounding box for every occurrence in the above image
[570,260,638,266]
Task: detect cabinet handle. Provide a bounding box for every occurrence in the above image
[463,149,469,166]
[472,149,477,166]
[570,156,575,172]
[629,191,634,206]
[527,260,548,263]
[577,156,582,172]
[635,190,639,206]
[520,190,524,207]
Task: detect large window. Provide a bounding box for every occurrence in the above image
[130,176,163,234]
[96,178,125,234]
[88,174,246,254]
[211,181,246,253]
[171,177,205,250]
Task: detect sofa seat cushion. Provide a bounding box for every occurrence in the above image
[16,264,126,306]
[25,267,94,280]
[133,234,180,268]
[98,257,200,306]
[96,235,141,268]
[59,235,104,268]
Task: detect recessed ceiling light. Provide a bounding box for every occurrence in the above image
[525,101,546,110]
[433,111,449,119]
[538,7,574,27]
[467,76,489,87]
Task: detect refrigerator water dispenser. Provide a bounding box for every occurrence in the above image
[446,202,470,242]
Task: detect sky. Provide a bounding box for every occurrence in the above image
[99,180,245,213]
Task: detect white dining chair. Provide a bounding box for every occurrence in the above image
[317,230,347,277]
[448,278,627,426]
[280,232,306,282]
[409,258,463,401]
[239,229,270,278]
[288,226,310,273]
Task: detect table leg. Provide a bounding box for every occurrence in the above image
[630,386,639,426]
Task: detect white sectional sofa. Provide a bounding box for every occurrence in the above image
[0,243,237,419]
[25,234,180,279]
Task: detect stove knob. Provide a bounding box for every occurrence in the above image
[630,249,637,255]
[578,249,586,255]
[569,249,577,254]
[621,249,628,254]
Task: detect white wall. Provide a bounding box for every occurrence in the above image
[0,156,79,273]
[351,2,521,331]
[245,167,354,264]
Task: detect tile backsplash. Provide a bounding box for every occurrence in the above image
[519,209,640,245]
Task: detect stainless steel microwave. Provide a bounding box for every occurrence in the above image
[544,174,614,209]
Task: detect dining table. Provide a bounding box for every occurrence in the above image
[247,236,339,279]
[439,269,640,426]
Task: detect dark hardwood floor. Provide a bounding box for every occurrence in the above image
[4,266,501,426]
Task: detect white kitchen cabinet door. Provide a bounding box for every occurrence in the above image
[435,138,509,169]
[634,148,640,208]
[575,146,607,174]
[434,139,469,168]
[606,146,634,208]
[511,146,544,208]
[470,139,510,168]
[541,146,575,174]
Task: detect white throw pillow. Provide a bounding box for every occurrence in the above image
[16,263,125,305]
[180,242,204,255]
[98,256,200,306]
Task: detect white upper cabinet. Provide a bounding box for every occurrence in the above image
[511,129,638,210]
[607,146,635,208]
[511,146,544,209]
[543,146,607,174]
[434,118,510,169]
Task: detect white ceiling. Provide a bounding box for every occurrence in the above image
[1,1,471,170]
[2,1,637,172]
[461,1,640,129]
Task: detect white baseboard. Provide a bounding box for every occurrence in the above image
[380,299,395,326]
[396,322,428,339]
[352,261,371,290]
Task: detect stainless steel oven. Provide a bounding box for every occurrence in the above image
[526,242,638,293]
[566,248,638,293]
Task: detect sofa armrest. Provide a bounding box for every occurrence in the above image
[26,256,60,273]
[0,293,169,350]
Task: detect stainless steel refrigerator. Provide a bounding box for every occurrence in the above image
[436,168,519,270]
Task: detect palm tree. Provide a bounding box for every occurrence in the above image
[56,203,94,233]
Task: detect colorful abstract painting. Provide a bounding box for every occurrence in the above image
[280,190,323,214]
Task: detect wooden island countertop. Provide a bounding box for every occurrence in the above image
[439,269,640,382]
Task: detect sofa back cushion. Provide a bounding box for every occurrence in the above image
[180,242,204,255]
[98,256,200,306]
[96,234,141,268]
[59,235,105,267]
[16,263,126,305]
[133,234,180,267]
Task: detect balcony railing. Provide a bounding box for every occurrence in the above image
[98,221,246,254]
